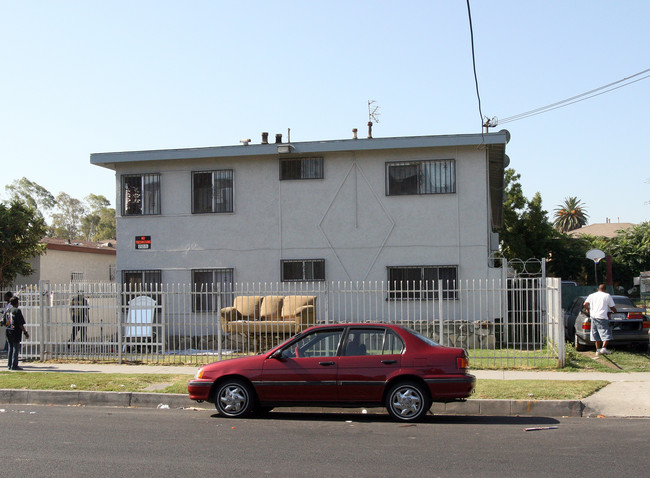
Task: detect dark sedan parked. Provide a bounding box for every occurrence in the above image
[564,296,650,352]
[188,323,475,422]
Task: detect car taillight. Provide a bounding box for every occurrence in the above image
[581,321,591,330]
[643,321,650,329]
[457,356,469,370]
[627,312,643,319]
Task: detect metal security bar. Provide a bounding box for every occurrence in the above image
[4,277,563,367]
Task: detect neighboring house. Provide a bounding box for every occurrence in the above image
[90,131,510,297]
[568,221,635,239]
[12,238,117,287]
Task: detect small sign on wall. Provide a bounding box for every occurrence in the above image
[135,235,151,250]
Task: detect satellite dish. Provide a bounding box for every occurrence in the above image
[586,249,606,263]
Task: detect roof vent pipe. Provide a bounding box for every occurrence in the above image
[367,121,373,139]
[352,128,358,140]
[261,132,269,144]
[275,134,283,144]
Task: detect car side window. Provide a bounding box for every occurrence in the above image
[344,329,404,356]
[282,329,343,359]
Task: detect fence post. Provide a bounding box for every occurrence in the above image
[117,284,123,364]
[217,282,222,361]
[39,280,50,361]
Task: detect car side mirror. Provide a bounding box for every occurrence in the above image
[270,350,284,360]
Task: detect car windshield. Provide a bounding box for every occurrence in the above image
[403,326,439,346]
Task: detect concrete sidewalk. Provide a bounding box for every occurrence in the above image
[1,361,649,418]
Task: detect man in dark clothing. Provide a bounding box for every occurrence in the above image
[4,296,29,370]
[70,292,89,345]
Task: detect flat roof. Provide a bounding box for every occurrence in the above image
[90,131,510,167]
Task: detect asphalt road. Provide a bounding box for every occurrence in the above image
[1,404,647,477]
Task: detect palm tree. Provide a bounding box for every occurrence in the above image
[553,197,589,233]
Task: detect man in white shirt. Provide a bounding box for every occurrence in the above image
[583,284,617,356]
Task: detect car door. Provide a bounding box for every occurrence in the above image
[337,327,403,402]
[260,328,344,402]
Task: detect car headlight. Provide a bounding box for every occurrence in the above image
[195,368,204,379]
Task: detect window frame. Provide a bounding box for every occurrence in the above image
[385,159,456,196]
[192,268,234,312]
[122,270,162,289]
[387,265,458,300]
[191,170,234,214]
[281,259,326,282]
[279,157,324,180]
[121,173,161,216]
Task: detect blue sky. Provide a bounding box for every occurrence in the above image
[1,1,649,224]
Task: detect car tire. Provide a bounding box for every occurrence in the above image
[214,379,255,418]
[385,381,431,423]
[574,334,588,352]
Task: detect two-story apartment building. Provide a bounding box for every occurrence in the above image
[90,131,510,302]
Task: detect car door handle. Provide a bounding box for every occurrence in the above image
[381,360,397,364]
[319,361,335,366]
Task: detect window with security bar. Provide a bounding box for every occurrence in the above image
[192,268,234,311]
[192,170,234,213]
[122,173,161,215]
[387,265,457,300]
[281,259,325,282]
[279,157,324,180]
[386,159,455,196]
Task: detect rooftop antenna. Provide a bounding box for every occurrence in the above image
[367,100,380,138]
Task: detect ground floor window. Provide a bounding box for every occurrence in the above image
[281,259,325,282]
[387,265,457,300]
[192,268,234,311]
[122,270,162,289]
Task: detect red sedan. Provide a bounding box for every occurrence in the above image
[188,323,475,422]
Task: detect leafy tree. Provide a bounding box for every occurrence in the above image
[499,169,556,261]
[581,222,650,289]
[553,197,589,233]
[0,199,47,288]
[5,177,56,218]
[81,194,116,241]
[49,192,86,242]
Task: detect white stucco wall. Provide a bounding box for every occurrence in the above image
[114,143,494,285]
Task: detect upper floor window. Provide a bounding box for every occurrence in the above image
[280,157,324,180]
[386,159,455,196]
[281,259,325,282]
[122,173,161,215]
[387,265,458,300]
[192,170,234,214]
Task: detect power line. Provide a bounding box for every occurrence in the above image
[465,0,484,131]
[496,68,650,125]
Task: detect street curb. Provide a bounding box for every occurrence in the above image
[0,389,585,417]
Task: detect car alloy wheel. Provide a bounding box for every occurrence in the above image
[385,381,431,422]
[215,379,254,418]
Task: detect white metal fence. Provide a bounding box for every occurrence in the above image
[4,277,563,367]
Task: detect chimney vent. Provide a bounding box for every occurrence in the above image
[261,132,269,144]
[352,128,358,140]
[275,134,283,144]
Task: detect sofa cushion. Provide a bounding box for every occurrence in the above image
[281,295,315,318]
[232,296,263,319]
[259,296,284,320]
